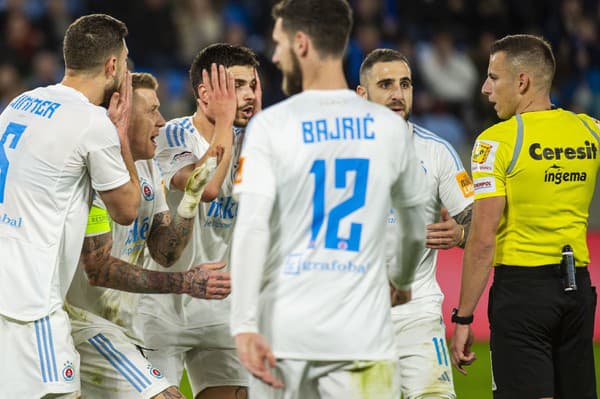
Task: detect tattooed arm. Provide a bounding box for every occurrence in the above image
[79,232,230,298]
[453,203,473,249]
[146,211,194,268]
[426,203,473,250]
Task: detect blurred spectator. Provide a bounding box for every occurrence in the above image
[0,63,26,110]
[173,0,222,65]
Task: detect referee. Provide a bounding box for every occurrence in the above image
[450,34,598,399]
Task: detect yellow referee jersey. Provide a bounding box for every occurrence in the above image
[471,108,600,267]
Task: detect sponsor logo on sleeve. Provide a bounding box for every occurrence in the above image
[471,140,498,172]
[234,156,245,185]
[473,177,496,194]
[455,171,474,197]
[170,151,193,165]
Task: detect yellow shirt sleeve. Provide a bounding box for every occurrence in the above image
[471,120,516,200]
[85,205,112,236]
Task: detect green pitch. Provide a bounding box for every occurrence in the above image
[179,342,600,398]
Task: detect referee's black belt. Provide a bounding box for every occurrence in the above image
[494,264,589,280]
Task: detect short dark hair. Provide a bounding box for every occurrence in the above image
[189,43,259,99]
[63,14,128,71]
[272,0,353,58]
[359,49,410,86]
[491,34,556,89]
[132,72,158,91]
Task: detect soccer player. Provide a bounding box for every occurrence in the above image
[66,72,231,399]
[0,14,139,398]
[451,34,599,398]
[135,44,261,399]
[357,48,473,399]
[230,1,428,398]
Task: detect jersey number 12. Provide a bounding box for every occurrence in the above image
[309,158,369,252]
[0,122,27,203]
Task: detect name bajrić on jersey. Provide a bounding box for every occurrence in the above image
[529,141,598,160]
[9,94,61,120]
[302,114,376,144]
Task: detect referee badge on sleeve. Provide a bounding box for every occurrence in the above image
[455,171,474,197]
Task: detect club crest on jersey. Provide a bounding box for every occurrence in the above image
[141,181,154,201]
[147,365,164,379]
[62,361,75,382]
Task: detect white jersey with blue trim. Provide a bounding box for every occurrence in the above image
[232,90,428,360]
[66,159,168,344]
[137,116,244,327]
[0,84,130,321]
[387,122,473,318]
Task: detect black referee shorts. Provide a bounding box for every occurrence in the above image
[488,265,597,399]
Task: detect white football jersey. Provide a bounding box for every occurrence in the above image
[0,84,130,321]
[66,159,168,342]
[232,90,428,360]
[388,122,473,318]
[137,116,244,327]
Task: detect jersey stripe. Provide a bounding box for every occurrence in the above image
[34,319,48,382]
[165,125,175,148]
[507,114,524,174]
[44,316,59,382]
[89,334,150,392]
[576,115,600,145]
[413,124,461,170]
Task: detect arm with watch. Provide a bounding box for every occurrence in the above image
[450,196,505,375]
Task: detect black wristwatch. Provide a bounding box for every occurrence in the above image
[451,308,474,325]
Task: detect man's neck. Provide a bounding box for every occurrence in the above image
[192,109,216,142]
[516,92,553,115]
[61,71,105,105]
[302,58,348,91]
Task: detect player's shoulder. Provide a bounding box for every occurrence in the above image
[159,115,196,149]
[412,123,463,171]
[575,112,600,132]
[478,117,518,143]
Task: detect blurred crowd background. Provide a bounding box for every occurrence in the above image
[2,0,600,224]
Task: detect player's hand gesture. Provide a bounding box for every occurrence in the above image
[235,333,284,388]
[450,323,476,375]
[183,262,230,299]
[390,283,411,306]
[108,70,132,144]
[426,207,463,249]
[199,64,236,126]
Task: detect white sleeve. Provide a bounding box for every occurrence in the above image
[230,192,274,335]
[82,113,130,192]
[434,143,474,216]
[388,135,428,290]
[150,159,169,214]
[154,124,199,190]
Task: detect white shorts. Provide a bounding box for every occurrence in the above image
[250,359,399,399]
[138,317,248,397]
[0,309,80,397]
[393,313,455,399]
[77,330,173,399]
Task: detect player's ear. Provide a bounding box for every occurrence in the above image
[198,83,209,103]
[356,85,367,98]
[517,72,530,94]
[294,31,309,58]
[104,55,118,79]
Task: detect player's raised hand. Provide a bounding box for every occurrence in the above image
[450,323,476,375]
[235,333,284,388]
[108,70,132,143]
[426,207,463,249]
[183,262,230,299]
[199,64,236,126]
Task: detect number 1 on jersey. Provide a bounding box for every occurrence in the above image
[0,122,27,203]
[309,158,369,252]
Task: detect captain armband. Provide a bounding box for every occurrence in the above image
[85,206,112,236]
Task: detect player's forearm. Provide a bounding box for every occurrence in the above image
[454,203,473,249]
[147,213,194,268]
[457,233,494,316]
[201,149,231,201]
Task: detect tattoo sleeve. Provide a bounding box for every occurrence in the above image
[453,203,473,249]
[146,211,194,268]
[80,233,190,294]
